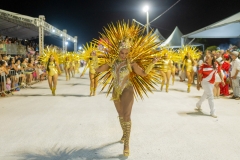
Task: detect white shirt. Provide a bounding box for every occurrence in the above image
[230,58,240,77]
[198,60,203,66]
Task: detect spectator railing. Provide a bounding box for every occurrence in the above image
[0,68,46,97]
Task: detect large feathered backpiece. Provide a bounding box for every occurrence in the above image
[39,46,60,65]
[92,20,162,100]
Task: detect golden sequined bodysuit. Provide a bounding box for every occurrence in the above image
[65,61,71,69]
[158,59,171,72]
[89,59,96,74]
[48,62,58,76]
[184,59,193,72]
[71,61,75,67]
[111,60,132,100]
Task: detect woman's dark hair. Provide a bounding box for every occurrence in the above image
[0,60,5,67]
[28,58,33,63]
[210,53,216,69]
[47,55,55,72]
[8,57,15,66]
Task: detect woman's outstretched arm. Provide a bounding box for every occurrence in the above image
[132,58,159,77]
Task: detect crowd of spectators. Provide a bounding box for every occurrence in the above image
[179,45,240,100]
[0,53,47,97]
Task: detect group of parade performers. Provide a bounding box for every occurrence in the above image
[39,21,224,157]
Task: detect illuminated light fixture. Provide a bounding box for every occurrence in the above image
[65,42,68,45]
[52,29,55,32]
[68,37,70,40]
[74,40,76,42]
[60,34,62,36]
[143,5,149,12]
[79,46,82,50]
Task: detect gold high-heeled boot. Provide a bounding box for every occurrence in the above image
[166,84,169,93]
[66,75,69,81]
[160,81,164,91]
[52,87,56,96]
[172,77,175,85]
[187,83,191,93]
[93,88,96,96]
[90,87,94,96]
[123,121,131,157]
[119,117,125,143]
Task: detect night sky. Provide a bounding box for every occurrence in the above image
[1,0,240,50]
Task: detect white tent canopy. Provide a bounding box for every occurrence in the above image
[182,12,240,40]
[152,29,165,43]
[160,26,203,49]
[160,26,183,48]
[0,9,78,53]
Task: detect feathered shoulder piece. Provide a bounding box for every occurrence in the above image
[92,20,162,100]
[80,42,106,77]
[179,46,201,61]
[39,46,60,65]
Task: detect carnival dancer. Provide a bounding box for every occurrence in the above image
[39,46,61,95]
[71,55,76,77]
[64,55,71,81]
[80,43,100,96]
[196,53,224,118]
[171,61,176,85]
[180,46,201,93]
[87,21,161,157]
[157,53,172,92]
[182,53,194,92]
[46,55,61,95]
[75,57,81,74]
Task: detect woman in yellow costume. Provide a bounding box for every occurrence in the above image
[75,55,81,74]
[171,61,176,85]
[64,55,71,81]
[71,54,76,78]
[88,21,161,157]
[180,46,201,92]
[46,55,61,95]
[157,52,172,92]
[80,43,99,96]
[182,53,194,92]
[39,47,61,95]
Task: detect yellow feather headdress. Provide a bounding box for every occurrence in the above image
[39,46,60,65]
[91,20,162,100]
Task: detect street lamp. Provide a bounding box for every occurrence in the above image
[143,5,149,35]
[79,46,82,50]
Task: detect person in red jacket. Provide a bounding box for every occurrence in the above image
[219,54,230,96]
[196,53,225,118]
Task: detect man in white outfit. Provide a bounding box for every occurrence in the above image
[196,54,224,118]
[230,51,240,100]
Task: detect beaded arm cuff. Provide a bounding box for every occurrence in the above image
[145,63,154,74]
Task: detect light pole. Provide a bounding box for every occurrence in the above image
[143,5,149,35]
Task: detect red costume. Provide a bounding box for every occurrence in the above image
[219,55,230,96]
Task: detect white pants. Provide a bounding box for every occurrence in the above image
[232,77,240,97]
[196,80,215,115]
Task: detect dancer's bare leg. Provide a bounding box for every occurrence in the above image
[53,74,58,89]
[48,76,53,90]
[89,73,95,96]
[160,71,166,91]
[120,87,134,153]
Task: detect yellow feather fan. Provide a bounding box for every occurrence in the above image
[92,20,162,100]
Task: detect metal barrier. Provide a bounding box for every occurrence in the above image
[0,69,45,97]
[0,72,7,96]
